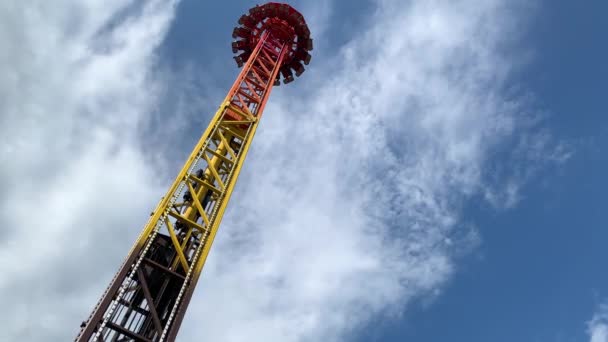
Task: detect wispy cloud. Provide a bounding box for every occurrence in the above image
[589,303,608,342]
[177,0,564,341]
[0,1,177,340]
[0,0,566,341]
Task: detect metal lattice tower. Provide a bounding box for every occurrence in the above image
[75,3,312,341]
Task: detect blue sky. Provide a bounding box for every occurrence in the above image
[0,1,607,341]
[161,2,608,340]
[392,3,608,342]
[368,2,608,341]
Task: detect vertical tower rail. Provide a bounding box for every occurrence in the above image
[76,32,286,342]
[75,3,312,341]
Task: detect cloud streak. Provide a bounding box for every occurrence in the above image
[0,0,177,340]
[178,0,563,341]
[589,303,608,342]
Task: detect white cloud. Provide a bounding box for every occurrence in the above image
[0,0,564,341]
[178,0,560,341]
[0,0,177,340]
[589,304,608,342]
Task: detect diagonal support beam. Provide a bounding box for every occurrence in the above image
[205,146,233,165]
[189,175,222,195]
[186,181,210,227]
[168,211,207,234]
[165,218,190,273]
[202,153,226,190]
[136,268,164,336]
[216,129,237,160]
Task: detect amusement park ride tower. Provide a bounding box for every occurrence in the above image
[75,3,312,341]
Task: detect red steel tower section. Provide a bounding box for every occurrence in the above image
[75,3,312,341]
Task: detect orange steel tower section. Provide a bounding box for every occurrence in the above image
[75,3,312,341]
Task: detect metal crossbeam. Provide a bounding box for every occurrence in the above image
[75,31,288,342]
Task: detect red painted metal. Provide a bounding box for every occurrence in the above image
[232,2,313,85]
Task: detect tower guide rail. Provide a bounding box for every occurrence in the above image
[75,3,312,341]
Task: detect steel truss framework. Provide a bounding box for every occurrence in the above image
[75,30,289,342]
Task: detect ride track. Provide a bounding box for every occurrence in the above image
[75,3,312,341]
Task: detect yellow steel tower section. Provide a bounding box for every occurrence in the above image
[75,3,312,341]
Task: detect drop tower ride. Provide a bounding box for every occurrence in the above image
[75,3,312,341]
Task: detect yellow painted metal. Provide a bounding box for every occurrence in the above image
[190,175,222,195]
[165,218,190,273]
[76,26,292,342]
[227,103,256,122]
[202,153,226,190]
[191,117,261,284]
[217,130,237,160]
[131,100,256,274]
[128,101,229,253]
[186,182,209,226]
